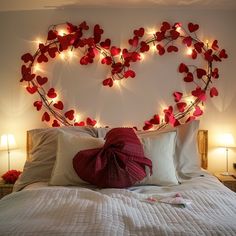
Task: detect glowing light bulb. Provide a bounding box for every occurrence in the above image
[186,48,193,55]
[35,38,43,45]
[175,23,182,32]
[58,29,67,36]
[33,64,41,73]
[67,50,74,60]
[59,52,66,60]
[139,53,145,60]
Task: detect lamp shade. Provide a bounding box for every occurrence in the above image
[0,134,17,151]
[217,133,235,148]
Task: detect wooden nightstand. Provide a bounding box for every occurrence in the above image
[214,173,236,192]
[0,181,14,199]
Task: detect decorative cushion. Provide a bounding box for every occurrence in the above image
[49,131,105,186]
[138,130,179,185]
[73,128,152,188]
[13,126,97,191]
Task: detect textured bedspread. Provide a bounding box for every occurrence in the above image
[0,174,236,236]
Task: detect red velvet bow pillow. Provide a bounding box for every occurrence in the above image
[73,128,152,188]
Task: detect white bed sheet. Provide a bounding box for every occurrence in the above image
[0,173,236,236]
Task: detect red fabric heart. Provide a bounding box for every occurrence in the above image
[21,65,35,82]
[37,53,48,63]
[193,106,203,117]
[36,76,48,86]
[210,87,218,97]
[134,27,145,37]
[47,88,57,98]
[100,39,111,49]
[191,87,206,101]
[79,21,89,30]
[186,116,196,123]
[128,36,139,47]
[26,86,38,94]
[94,24,104,36]
[191,49,198,59]
[194,42,204,53]
[33,101,42,111]
[188,23,199,33]
[73,128,152,188]
[65,109,75,120]
[42,111,50,122]
[170,30,180,40]
[53,101,64,110]
[47,30,57,40]
[196,68,207,79]
[173,91,183,102]
[140,41,149,52]
[52,120,60,127]
[149,114,160,125]
[103,78,113,87]
[167,45,178,53]
[156,31,165,42]
[160,21,171,32]
[184,72,194,82]
[182,36,192,47]
[74,121,85,126]
[67,22,78,33]
[101,56,112,65]
[204,49,213,62]
[219,49,228,58]
[48,47,58,58]
[211,40,219,50]
[86,117,97,126]
[177,102,187,112]
[124,70,136,78]
[212,68,219,79]
[156,44,165,55]
[110,46,121,56]
[179,63,189,73]
[21,53,34,63]
[143,121,153,131]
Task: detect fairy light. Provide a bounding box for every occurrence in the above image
[186,48,193,56]
[139,53,145,60]
[59,52,66,60]
[33,63,42,73]
[175,23,182,33]
[58,29,67,36]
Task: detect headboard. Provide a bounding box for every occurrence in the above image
[26,129,208,169]
[198,130,208,169]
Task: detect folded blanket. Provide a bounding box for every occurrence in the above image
[73,128,152,188]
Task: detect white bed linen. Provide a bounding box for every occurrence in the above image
[0,173,236,236]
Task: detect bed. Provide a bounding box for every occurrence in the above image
[0,121,236,236]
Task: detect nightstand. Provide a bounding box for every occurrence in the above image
[0,181,14,199]
[214,173,236,192]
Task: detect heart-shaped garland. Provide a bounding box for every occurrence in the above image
[20,21,227,130]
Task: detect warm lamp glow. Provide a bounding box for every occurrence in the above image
[0,134,17,171]
[217,133,235,148]
[186,48,193,55]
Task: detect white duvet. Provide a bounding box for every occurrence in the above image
[0,173,236,236]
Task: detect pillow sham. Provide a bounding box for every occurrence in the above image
[49,131,105,186]
[138,131,178,185]
[13,126,97,191]
[138,120,201,179]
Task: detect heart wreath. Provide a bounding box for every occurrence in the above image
[20,21,227,130]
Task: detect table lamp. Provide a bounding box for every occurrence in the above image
[0,134,17,171]
[218,133,235,176]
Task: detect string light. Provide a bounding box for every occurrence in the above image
[186,48,193,56]
[58,29,67,36]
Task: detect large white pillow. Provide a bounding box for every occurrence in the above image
[13,126,97,191]
[138,131,178,185]
[49,131,104,186]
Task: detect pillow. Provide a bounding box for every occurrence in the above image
[13,126,97,191]
[73,128,152,188]
[138,120,201,179]
[138,131,179,185]
[49,131,105,186]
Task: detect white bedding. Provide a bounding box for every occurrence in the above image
[0,173,236,236]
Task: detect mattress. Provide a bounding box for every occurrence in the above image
[0,172,236,236]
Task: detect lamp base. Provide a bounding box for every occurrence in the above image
[220,172,233,176]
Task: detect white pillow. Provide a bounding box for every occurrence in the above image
[138,131,179,186]
[49,131,104,186]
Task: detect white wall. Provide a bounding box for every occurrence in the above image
[0,8,236,175]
